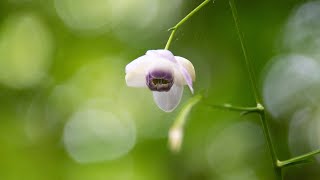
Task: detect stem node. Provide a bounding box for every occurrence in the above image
[168,27,176,31]
[257,103,264,111]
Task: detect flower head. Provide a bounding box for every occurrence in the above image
[125,49,195,112]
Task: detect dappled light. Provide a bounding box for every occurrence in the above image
[54,0,112,34]
[1,0,320,179]
[0,13,53,88]
[263,1,320,174]
[206,121,272,179]
[288,107,317,156]
[63,107,136,163]
[263,55,320,119]
[283,1,320,59]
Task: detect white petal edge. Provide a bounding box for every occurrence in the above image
[146,49,177,63]
[125,55,151,74]
[175,56,195,93]
[125,71,146,87]
[125,55,152,87]
[175,56,196,81]
[152,84,183,112]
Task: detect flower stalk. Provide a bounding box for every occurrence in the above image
[168,94,202,152]
[165,0,213,50]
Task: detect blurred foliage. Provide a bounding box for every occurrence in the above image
[0,0,320,179]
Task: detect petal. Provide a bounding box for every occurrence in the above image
[148,57,175,73]
[175,56,196,93]
[125,70,147,87]
[152,84,183,112]
[146,49,177,63]
[125,54,176,87]
[125,55,151,74]
[125,55,151,87]
[175,56,195,81]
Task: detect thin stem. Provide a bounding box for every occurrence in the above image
[278,149,320,168]
[259,111,280,178]
[207,103,262,113]
[229,0,280,179]
[164,0,213,50]
[229,0,259,103]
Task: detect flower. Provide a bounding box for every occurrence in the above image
[125,49,195,112]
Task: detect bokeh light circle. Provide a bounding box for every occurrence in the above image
[54,0,111,33]
[63,107,136,163]
[206,121,268,179]
[0,13,53,88]
[263,54,320,119]
[283,1,320,58]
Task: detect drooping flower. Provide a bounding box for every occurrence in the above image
[125,49,195,112]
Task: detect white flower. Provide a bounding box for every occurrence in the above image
[125,49,195,112]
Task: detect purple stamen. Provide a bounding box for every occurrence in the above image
[146,70,174,92]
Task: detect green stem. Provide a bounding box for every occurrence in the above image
[259,111,281,178]
[207,103,262,114]
[164,0,213,50]
[278,149,320,168]
[229,0,259,103]
[229,0,280,178]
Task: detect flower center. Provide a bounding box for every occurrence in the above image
[146,70,174,92]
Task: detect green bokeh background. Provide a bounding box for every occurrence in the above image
[0,0,319,179]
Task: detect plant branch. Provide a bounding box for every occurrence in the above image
[229,0,281,178]
[259,111,279,172]
[277,149,320,168]
[229,0,259,103]
[164,0,213,50]
[207,103,263,114]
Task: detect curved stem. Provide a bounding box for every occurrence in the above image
[164,0,213,50]
[171,94,203,129]
[168,94,202,152]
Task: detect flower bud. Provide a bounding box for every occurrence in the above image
[168,127,183,153]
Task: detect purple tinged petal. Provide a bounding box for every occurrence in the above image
[179,66,194,93]
[149,70,173,80]
[175,56,196,81]
[146,49,177,63]
[146,70,174,92]
[174,56,195,93]
[145,50,194,93]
